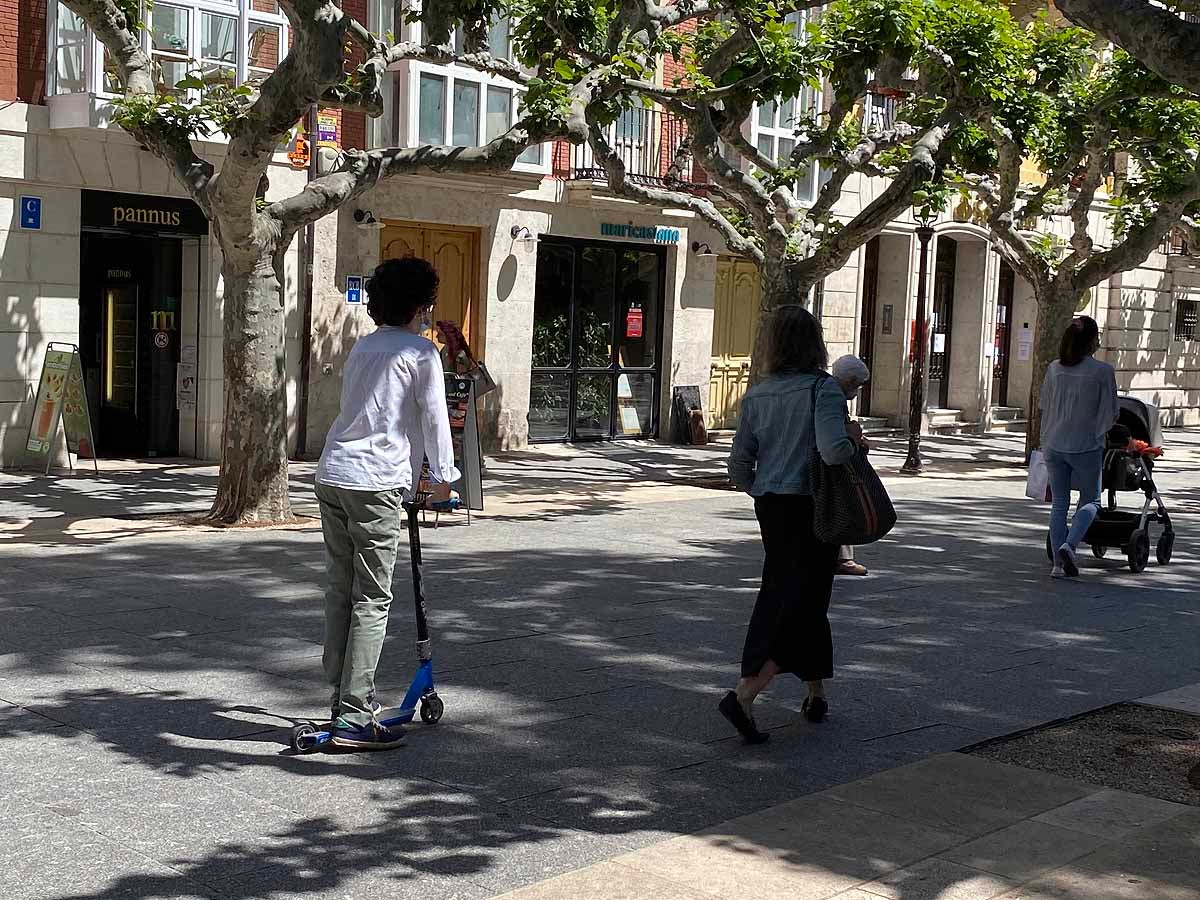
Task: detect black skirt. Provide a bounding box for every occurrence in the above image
[741,493,839,681]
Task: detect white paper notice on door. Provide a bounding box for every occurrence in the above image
[933,333,947,353]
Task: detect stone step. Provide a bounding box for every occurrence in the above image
[855,416,891,433]
[927,408,964,427]
[989,418,1029,434]
[930,419,983,436]
[990,405,1025,422]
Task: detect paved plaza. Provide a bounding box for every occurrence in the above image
[1,432,1198,899]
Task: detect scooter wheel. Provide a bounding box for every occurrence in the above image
[1157,532,1174,565]
[1091,545,1107,559]
[420,693,444,724]
[291,722,320,753]
[1128,530,1150,574]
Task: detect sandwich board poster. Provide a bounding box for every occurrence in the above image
[25,344,98,473]
[419,375,484,511]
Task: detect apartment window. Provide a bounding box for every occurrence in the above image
[749,10,822,202]
[1175,298,1199,341]
[50,0,288,97]
[753,83,821,202]
[419,73,447,143]
[411,63,545,168]
[52,4,88,94]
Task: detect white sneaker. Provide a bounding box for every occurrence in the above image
[1057,543,1079,577]
[1051,565,1065,578]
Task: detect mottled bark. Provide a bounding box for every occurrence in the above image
[1026,288,1084,459]
[208,225,295,524]
[1054,0,1200,96]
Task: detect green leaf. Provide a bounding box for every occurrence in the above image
[553,58,575,80]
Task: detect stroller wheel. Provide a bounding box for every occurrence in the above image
[1091,545,1107,559]
[1127,530,1150,574]
[1157,532,1174,565]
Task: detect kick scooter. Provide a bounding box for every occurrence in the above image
[290,492,444,752]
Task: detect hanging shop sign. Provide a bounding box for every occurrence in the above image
[24,343,99,475]
[82,190,208,235]
[317,113,339,149]
[600,223,681,243]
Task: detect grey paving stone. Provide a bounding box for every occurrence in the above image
[1033,789,1192,840]
[7,821,225,900]
[1138,682,1200,715]
[857,857,1018,900]
[939,819,1107,881]
[77,606,244,640]
[819,753,1094,838]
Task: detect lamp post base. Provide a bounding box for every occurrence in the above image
[899,455,923,475]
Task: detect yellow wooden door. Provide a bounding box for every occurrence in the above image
[708,257,760,430]
[379,223,480,350]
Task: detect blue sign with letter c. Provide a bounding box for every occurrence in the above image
[19,196,41,230]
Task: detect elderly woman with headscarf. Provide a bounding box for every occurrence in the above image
[830,355,872,576]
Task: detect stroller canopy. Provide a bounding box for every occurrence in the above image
[1117,396,1163,447]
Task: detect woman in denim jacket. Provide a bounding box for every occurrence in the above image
[720,306,864,744]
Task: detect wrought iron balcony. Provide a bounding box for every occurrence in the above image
[566,107,697,187]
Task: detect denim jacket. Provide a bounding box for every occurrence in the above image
[727,372,856,496]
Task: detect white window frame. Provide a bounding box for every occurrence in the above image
[47,0,289,100]
[748,9,822,204]
[375,0,548,173]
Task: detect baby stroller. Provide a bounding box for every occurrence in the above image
[1046,396,1174,573]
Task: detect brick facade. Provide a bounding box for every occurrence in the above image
[1,0,47,103]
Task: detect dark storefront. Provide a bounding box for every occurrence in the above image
[78,190,207,457]
[528,237,667,442]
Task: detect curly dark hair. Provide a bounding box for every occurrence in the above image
[764,304,828,375]
[365,257,440,327]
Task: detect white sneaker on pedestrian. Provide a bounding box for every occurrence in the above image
[1057,543,1079,577]
[1051,565,1064,578]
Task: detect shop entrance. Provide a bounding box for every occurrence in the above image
[928,236,958,409]
[708,257,760,431]
[79,234,183,457]
[858,237,881,417]
[992,261,1015,407]
[380,223,481,349]
[529,238,665,442]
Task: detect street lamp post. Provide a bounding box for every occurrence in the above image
[900,210,938,475]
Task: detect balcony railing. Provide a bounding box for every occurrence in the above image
[567,107,697,187]
[863,91,903,134]
[1161,227,1194,257]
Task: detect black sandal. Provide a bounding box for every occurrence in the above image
[719,691,770,744]
[802,696,828,723]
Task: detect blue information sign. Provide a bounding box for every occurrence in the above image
[346,274,362,304]
[19,196,42,230]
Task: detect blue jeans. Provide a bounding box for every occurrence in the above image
[1044,448,1104,554]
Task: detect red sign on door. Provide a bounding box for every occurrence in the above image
[626,306,644,339]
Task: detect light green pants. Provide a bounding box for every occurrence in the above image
[316,482,404,727]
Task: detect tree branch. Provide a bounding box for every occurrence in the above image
[1055,0,1200,97]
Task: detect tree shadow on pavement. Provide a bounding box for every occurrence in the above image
[1,474,1198,899]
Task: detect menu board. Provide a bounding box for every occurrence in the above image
[24,344,98,473]
[419,375,484,512]
[445,375,484,510]
[25,348,71,460]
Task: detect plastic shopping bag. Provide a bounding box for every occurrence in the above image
[1025,450,1052,503]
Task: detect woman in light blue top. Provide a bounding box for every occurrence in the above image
[719,306,863,744]
[1039,316,1119,578]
